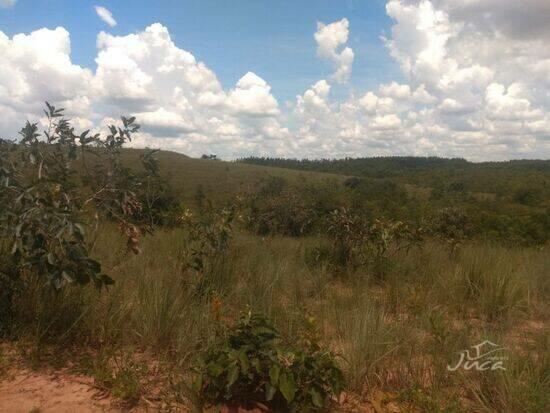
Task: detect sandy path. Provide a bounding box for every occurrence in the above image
[0,368,118,413]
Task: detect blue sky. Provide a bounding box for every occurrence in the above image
[1,0,548,160]
[0,0,402,103]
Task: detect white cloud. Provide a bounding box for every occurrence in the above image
[0,0,16,8]
[314,18,355,83]
[95,6,117,28]
[0,26,93,136]
[0,1,549,161]
[288,0,549,160]
[226,72,280,117]
[379,82,411,99]
[0,23,289,158]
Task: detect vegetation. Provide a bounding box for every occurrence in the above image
[0,106,548,412]
[194,312,343,412]
[239,156,550,246]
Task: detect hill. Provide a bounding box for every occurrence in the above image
[238,156,550,204]
[120,149,347,205]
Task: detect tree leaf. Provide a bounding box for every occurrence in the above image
[238,349,249,374]
[278,372,296,403]
[227,364,239,388]
[207,362,223,377]
[269,363,280,386]
[265,383,277,401]
[310,388,324,407]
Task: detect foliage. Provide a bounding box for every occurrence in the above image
[179,205,236,295]
[238,156,550,246]
[85,350,147,405]
[244,177,320,237]
[323,208,422,273]
[365,218,423,276]
[0,103,142,291]
[134,149,182,226]
[0,102,168,333]
[325,208,369,268]
[428,207,473,255]
[194,312,344,412]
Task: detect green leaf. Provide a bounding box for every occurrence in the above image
[227,364,239,388]
[238,349,249,373]
[278,372,296,403]
[269,364,280,386]
[207,363,223,377]
[251,357,260,371]
[265,383,277,401]
[310,388,324,407]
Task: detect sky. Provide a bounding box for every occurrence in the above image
[1,0,549,160]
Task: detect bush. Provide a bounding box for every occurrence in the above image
[179,206,236,296]
[324,209,422,274]
[194,312,344,412]
[246,190,317,237]
[428,207,473,255]
[0,103,148,291]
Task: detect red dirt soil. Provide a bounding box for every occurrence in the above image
[0,367,119,413]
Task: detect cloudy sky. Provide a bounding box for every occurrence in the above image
[1,0,549,160]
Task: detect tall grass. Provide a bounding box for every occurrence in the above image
[4,225,549,411]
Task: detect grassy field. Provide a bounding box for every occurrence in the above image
[1,151,549,412]
[5,223,548,412]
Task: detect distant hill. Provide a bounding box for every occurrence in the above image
[119,149,346,205]
[237,156,550,201]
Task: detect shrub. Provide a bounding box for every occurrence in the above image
[0,103,151,292]
[365,218,423,278]
[179,206,236,295]
[428,207,473,255]
[194,312,344,412]
[325,208,369,268]
[246,190,317,237]
[135,149,182,226]
[324,209,422,274]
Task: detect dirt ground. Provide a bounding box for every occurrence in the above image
[0,367,120,413]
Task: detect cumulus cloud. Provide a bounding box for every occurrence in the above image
[0,1,549,160]
[291,0,549,160]
[226,72,280,117]
[0,23,289,158]
[314,18,355,83]
[0,27,93,137]
[95,6,117,28]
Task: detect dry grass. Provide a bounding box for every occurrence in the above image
[4,224,549,412]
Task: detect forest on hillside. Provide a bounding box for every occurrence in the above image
[239,156,550,246]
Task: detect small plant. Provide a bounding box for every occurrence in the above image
[86,350,147,405]
[179,206,236,295]
[193,312,344,412]
[365,218,423,278]
[325,208,368,268]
